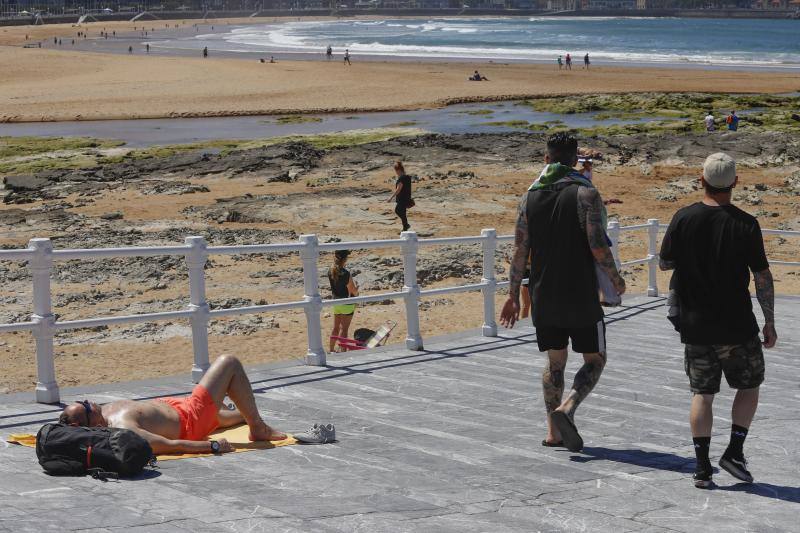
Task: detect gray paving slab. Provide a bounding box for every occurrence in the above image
[1,295,799,532]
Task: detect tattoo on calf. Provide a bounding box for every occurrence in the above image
[565,353,606,417]
[542,359,565,414]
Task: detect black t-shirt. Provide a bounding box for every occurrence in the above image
[395,174,412,206]
[328,268,351,299]
[660,202,769,345]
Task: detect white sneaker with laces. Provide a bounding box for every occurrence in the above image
[294,423,336,444]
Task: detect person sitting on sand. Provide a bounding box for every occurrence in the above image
[58,355,287,455]
[469,70,489,81]
[270,56,276,63]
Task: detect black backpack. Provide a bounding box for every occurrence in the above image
[353,328,376,344]
[36,423,155,480]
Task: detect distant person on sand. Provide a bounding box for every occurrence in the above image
[659,152,775,488]
[203,46,208,58]
[343,49,351,65]
[583,53,590,69]
[500,132,625,453]
[726,110,739,131]
[705,111,716,132]
[557,56,563,70]
[270,56,276,63]
[469,70,488,81]
[146,43,150,53]
[128,45,133,54]
[565,53,572,70]
[328,250,359,352]
[326,45,333,60]
[579,157,593,181]
[387,160,413,233]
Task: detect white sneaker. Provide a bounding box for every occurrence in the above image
[294,423,336,444]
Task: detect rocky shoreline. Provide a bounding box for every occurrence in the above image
[1,129,799,392]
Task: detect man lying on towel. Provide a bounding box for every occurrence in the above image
[58,355,286,455]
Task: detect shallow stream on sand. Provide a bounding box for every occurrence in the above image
[1,101,661,148]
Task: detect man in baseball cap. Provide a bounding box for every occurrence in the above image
[659,152,776,488]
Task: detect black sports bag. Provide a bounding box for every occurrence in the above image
[36,423,154,479]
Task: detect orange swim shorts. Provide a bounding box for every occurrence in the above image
[156,385,219,441]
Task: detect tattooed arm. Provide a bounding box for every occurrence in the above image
[754,268,777,348]
[500,193,531,328]
[577,186,626,295]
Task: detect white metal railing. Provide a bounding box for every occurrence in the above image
[1,222,798,404]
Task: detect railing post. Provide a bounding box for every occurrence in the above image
[480,228,498,337]
[607,220,621,270]
[647,218,660,297]
[185,236,210,382]
[401,231,424,350]
[28,238,59,404]
[300,234,326,366]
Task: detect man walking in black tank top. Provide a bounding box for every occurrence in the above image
[500,133,626,452]
[659,153,776,488]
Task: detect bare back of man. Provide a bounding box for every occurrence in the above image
[61,355,286,455]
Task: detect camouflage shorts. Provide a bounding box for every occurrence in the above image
[684,336,765,394]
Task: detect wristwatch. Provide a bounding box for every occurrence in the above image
[210,440,221,454]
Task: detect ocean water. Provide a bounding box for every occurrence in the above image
[175,17,800,69]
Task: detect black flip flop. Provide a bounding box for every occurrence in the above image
[541,440,564,448]
[551,411,583,452]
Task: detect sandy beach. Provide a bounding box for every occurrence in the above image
[2,17,800,122]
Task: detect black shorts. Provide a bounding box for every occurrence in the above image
[535,320,606,354]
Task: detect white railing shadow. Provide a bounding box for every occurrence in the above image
[1,222,798,403]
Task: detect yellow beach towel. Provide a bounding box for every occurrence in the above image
[7,424,297,461]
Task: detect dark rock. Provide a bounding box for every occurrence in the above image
[100,212,124,220]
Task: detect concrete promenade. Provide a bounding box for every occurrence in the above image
[0,295,798,532]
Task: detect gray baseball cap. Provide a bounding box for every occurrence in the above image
[703,152,736,188]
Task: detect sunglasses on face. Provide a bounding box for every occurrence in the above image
[78,400,92,424]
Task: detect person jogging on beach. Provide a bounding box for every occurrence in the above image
[500,133,625,452]
[583,53,590,69]
[58,355,287,455]
[343,49,351,65]
[660,152,776,489]
[328,250,359,352]
[387,161,413,233]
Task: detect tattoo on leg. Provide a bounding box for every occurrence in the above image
[542,359,566,414]
[565,352,606,417]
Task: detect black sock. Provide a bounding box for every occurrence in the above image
[693,437,712,470]
[727,424,749,458]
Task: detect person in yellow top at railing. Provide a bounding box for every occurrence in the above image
[328,249,359,352]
